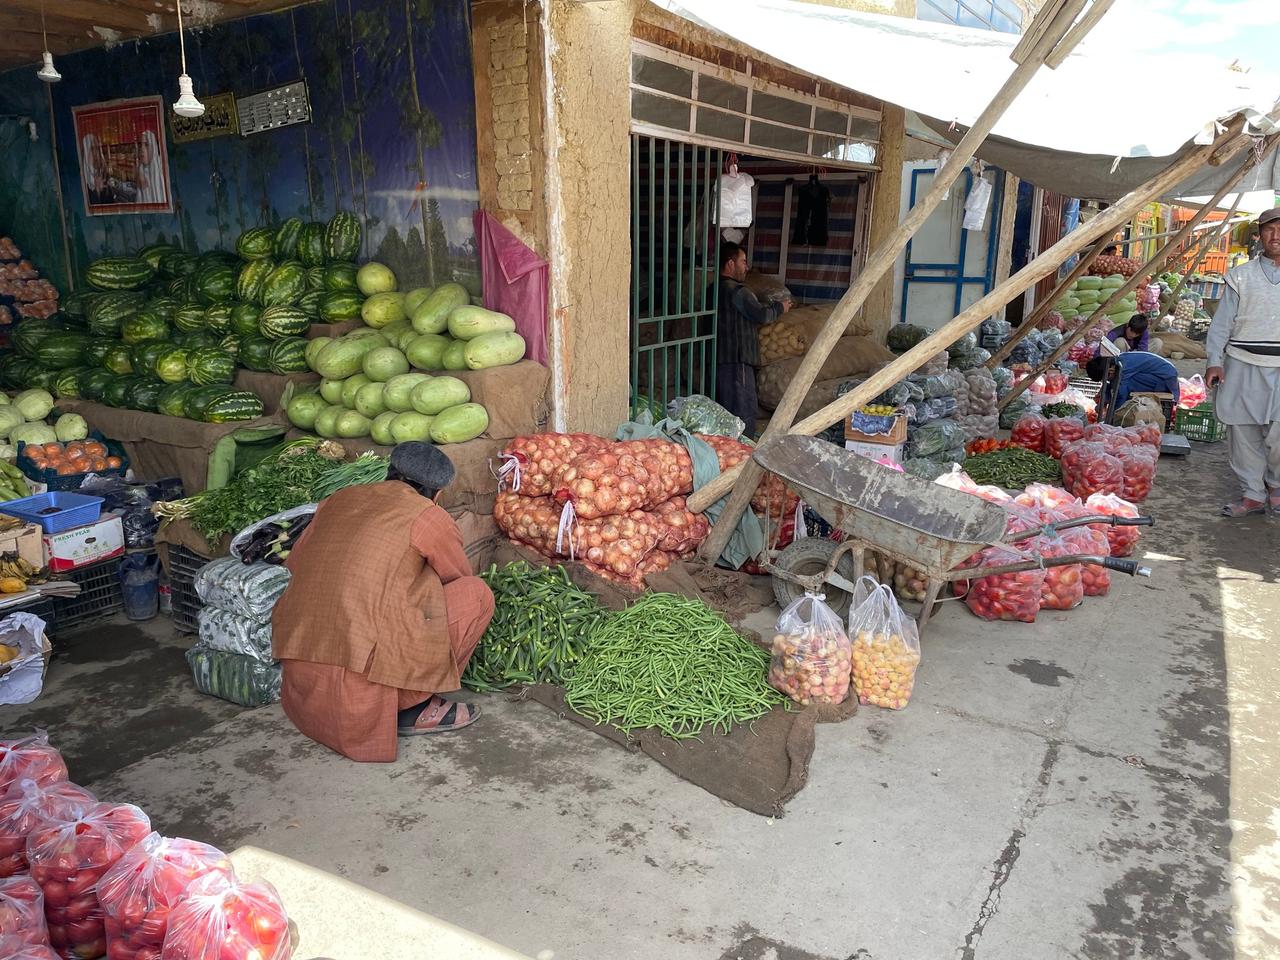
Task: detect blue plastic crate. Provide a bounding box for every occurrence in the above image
[0,492,104,533]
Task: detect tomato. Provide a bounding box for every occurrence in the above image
[65,872,98,899]
[134,947,161,960]
[41,880,68,908]
[71,936,107,959]
[48,924,68,948]
[108,941,136,960]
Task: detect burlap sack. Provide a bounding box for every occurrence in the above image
[1114,396,1165,432]
[757,336,895,410]
[1156,332,1208,360]
[744,271,792,304]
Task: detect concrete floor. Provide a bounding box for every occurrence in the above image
[2,438,1278,960]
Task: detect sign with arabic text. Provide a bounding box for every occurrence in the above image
[169,92,239,144]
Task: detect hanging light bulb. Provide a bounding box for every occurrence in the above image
[172,0,204,118]
[36,3,60,83]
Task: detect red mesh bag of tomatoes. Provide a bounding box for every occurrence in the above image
[0,733,68,798]
[1084,492,1142,557]
[496,434,610,497]
[1129,422,1162,447]
[1044,417,1085,460]
[0,934,59,960]
[1029,529,1084,611]
[957,545,1045,623]
[98,832,235,960]
[27,802,150,960]
[1113,444,1157,503]
[1073,526,1112,597]
[1010,414,1048,453]
[159,872,291,960]
[0,779,96,879]
[0,873,50,946]
[1060,441,1124,500]
[1012,483,1079,512]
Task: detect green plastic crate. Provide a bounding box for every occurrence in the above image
[1176,403,1225,443]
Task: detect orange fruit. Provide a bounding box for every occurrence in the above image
[55,463,77,476]
[90,457,108,472]
[22,448,41,461]
[84,441,107,458]
[42,443,63,457]
[105,456,123,469]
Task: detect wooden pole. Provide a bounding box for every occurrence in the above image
[690,122,1255,512]
[1165,189,1245,304]
[985,233,1108,368]
[689,0,1093,553]
[998,143,1273,411]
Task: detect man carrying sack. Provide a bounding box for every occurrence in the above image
[1206,207,1280,517]
[272,442,495,760]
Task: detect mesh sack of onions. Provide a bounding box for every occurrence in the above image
[694,434,796,512]
[649,496,711,556]
[614,438,694,500]
[499,434,610,497]
[495,493,661,580]
[551,451,667,520]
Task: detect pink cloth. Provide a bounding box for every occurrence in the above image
[474,210,549,364]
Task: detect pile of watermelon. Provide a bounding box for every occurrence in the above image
[0,213,366,423]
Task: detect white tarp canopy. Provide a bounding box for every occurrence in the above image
[657,0,1280,201]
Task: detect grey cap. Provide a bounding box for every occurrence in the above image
[1258,207,1280,226]
[389,441,455,491]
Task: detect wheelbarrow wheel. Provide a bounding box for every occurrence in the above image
[771,538,860,620]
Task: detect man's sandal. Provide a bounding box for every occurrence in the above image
[1269,493,1280,516]
[397,696,481,736]
[1221,498,1266,518]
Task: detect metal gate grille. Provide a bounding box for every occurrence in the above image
[630,135,721,417]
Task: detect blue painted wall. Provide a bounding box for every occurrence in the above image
[0,0,479,294]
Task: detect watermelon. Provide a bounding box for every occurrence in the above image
[319,291,363,323]
[104,344,136,376]
[196,262,237,304]
[154,347,190,384]
[173,305,207,333]
[273,217,304,260]
[204,391,264,423]
[200,250,240,269]
[145,297,182,322]
[323,262,359,292]
[53,368,86,400]
[121,311,170,345]
[87,309,128,340]
[239,336,274,372]
[34,333,90,369]
[157,382,197,418]
[204,303,234,335]
[137,243,180,271]
[26,370,59,393]
[165,277,188,298]
[11,318,68,357]
[297,290,323,319]
[86,257,155,291]
[125,377,166,412]
[231,303,263,337]
[60,292,92,319]
[187,347,237,386]
[175,330,220,351]
[324,212,362,261]
[237,258,275,304]
[80,369,115,402]
[183,385,232,421]
[262,262,307,307]
[220,334,242,359]
[83,339,117,368]
[87,291,146,328]
[161,251,200,278]
[258,305,310,340]
[297,222,326,266]
[305,266,327,292]
[101,376,134,408]
[131,341,168,375]
[236,226,275,261]
[267,337,310,374]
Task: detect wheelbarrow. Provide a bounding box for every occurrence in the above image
[752,436,1153,631]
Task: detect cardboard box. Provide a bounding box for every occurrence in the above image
[845,439,906,465]
[0,523,43,569]
[845,412,908,444]
[43,515,125,573]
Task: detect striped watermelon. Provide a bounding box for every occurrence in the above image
[319,291,363,322]
[166,277,189,298]
[54,368,87,400]
[323,262,359,292]
[261,262,307,307]
[258,305,310,340]
[154,347,190,384]
[157,382,197,418]
[145,297,182,322]
[237,259,275,304]
[11,318,68,357]
[196,262,237,305]
[174,330,221,351]
[83,339,117,368]
[296,290,323,319]
[230,303,263,337]
[204,391,264,423]
[325,212,362,261]
[61,292,93,319]
[137,243,180,271]
[273,217,304,260]
[187,347,237,386]
[101,377,135,408]
[236,227,275,261]
[297,222,326,267]
[220,334,242,358]
[34,333,90,369]
[105,344,135,376]
[125,377,166,412]
[121,311,170,345]
[183,385,233,421]
[87,291,146,328]
[204,303,234,335]
[160,252,199,279]
[80,369,115,402]
[131,342,168,375]
[305,266,327,292]
[86,257,155,291]
[267,336,310,374]
[173,305,208,333]
[239,336,274,371]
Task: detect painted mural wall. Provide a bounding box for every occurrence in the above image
[0,0,479,295]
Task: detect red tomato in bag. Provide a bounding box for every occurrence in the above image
[960,545,1045,623]
[0,735,68,797]
[161,874,291,960]
[1031,532,1084,611]
[0,779,95,879]
[0,873,49,946]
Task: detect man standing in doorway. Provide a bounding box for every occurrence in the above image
[1206,207,1280,517]
[715,242,790,435]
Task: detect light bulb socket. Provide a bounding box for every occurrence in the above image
[173,74,205,118]
[36,51,61,83]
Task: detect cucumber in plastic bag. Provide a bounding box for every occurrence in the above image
[197,606,273,662]
[194,557,291,623]
[185,644,281,707]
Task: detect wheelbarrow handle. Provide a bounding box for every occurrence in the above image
[1112,516,1154,527]
[1101,557,1151,577]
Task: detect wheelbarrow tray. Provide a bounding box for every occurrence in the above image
[752,436,1007,573]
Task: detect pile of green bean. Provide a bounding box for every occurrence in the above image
[564,593,786,740]
[962,447,1061,488]
[462,562,608,692]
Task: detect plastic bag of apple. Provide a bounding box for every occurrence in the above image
[98,833,235,960]
[0,779,96,878]
[160,873,290,960]
[768,592,852,706]
[0,873,50,946]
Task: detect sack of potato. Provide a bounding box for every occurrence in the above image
[757,335,896,410]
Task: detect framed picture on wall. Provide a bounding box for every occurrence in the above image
[72,96,173,216]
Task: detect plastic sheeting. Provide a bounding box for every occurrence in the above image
[474,211,549,365]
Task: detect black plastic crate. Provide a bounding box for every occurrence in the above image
[51,558,123,631]
[169,545,208,635]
